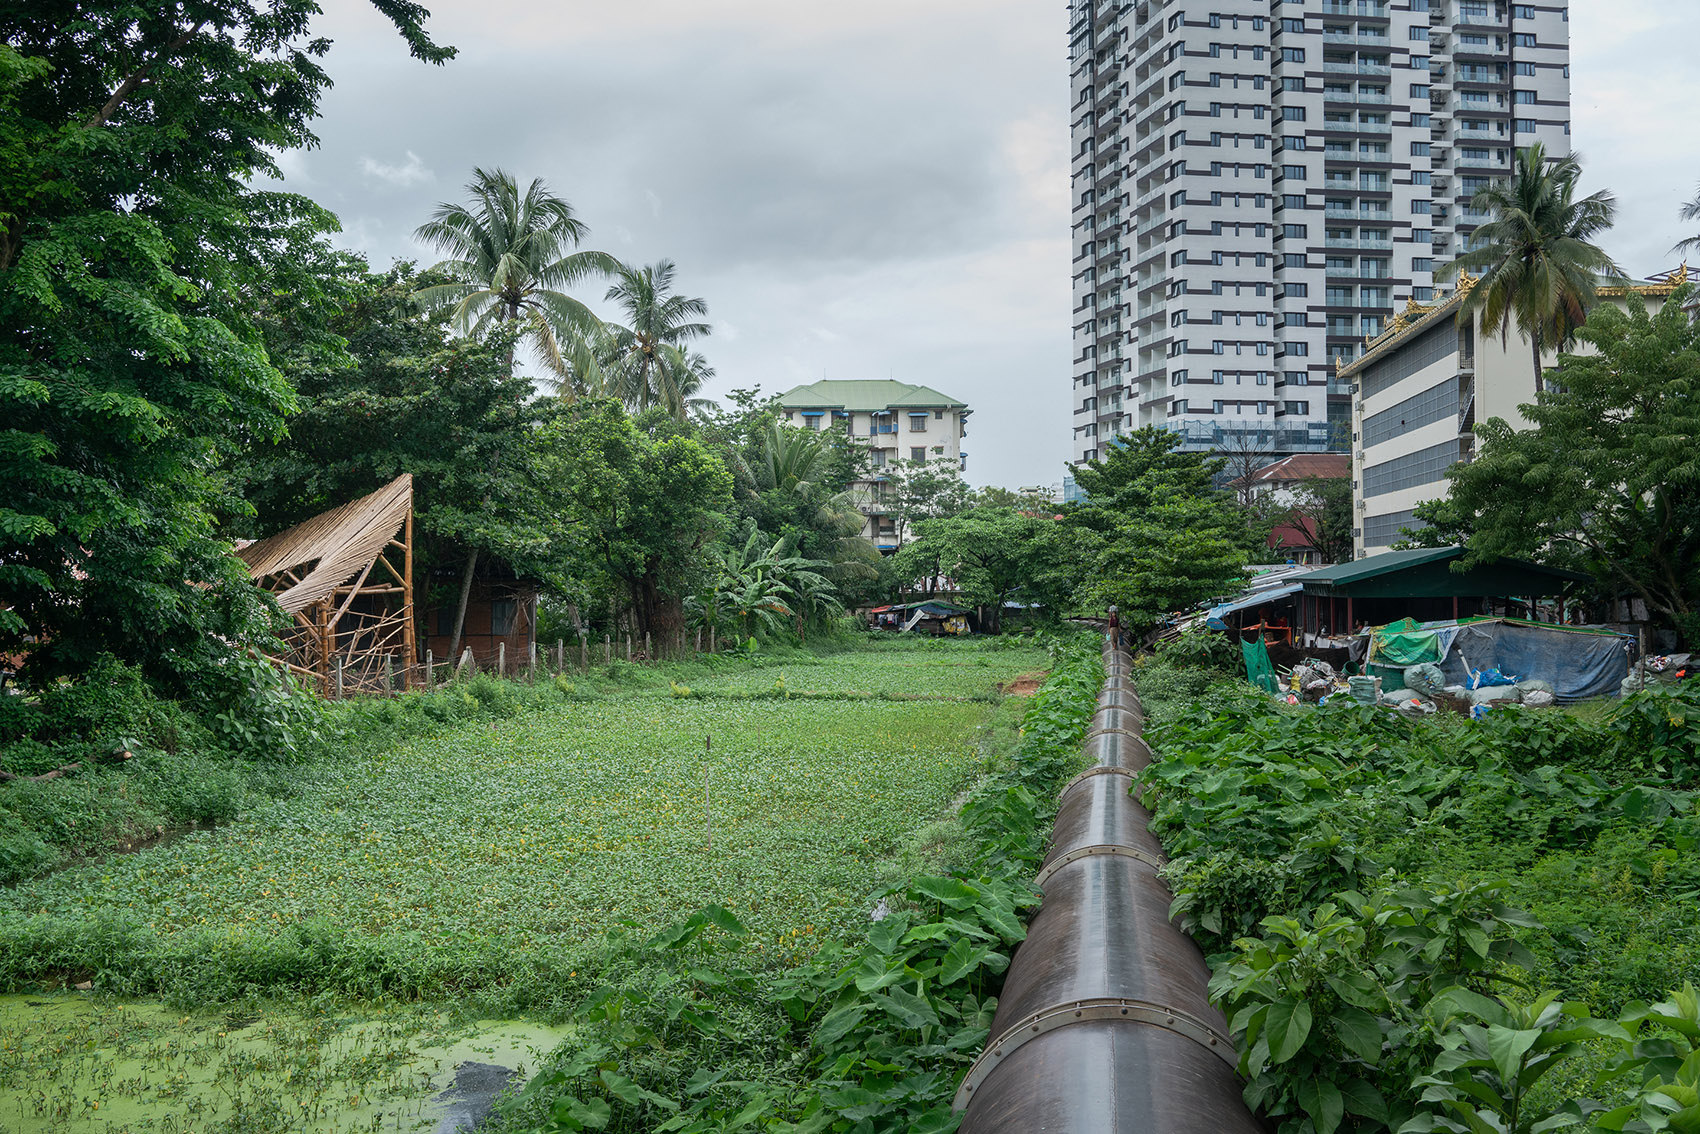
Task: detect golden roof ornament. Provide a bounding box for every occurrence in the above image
[1674,262,1690,285]
[1456,269,1480,296]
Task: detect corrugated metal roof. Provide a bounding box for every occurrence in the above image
[237,475,411,613]
[1252,453,1350,483]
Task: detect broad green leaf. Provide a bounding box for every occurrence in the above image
[940,939,988,985]
[814,1005,866,1046]
[1340,1077,1388,1123]
[1483,1025,1544,1086]
[701,903,749,937]
[1297,1077,1345,1134]
[911,876,982,909]
[879,985,941,1029]
[685,1067,727,1094]
[1265,998,1313,1065]
[1332,1006,1384,1064]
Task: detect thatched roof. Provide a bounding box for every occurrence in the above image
[237,475,411,613]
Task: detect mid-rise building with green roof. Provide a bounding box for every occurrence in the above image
[776,379,970,551]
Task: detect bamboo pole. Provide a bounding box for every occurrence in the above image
[334,655,344,700]
[401,502,415,690]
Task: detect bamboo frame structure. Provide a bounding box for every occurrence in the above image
[237,475,415,698]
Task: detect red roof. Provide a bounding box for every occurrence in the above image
[1250,453,1349,484]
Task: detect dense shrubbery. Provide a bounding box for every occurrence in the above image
[1137,655,1700,1134]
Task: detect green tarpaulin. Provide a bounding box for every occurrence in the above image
[1241,636,1279,693]
[1372,617,1441,665]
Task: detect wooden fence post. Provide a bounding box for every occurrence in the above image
[580,631,588,670]
[556,638,564,672]
[425,649,435,691]
[334,655,344,700]
[696,628,702,653]
[604,634,611,664]
[625,634,631,662]
[709,627,716,655]
[384,654,394,695]
[498,641,506,678]
[460,647,474,677]
[644,631,651,662]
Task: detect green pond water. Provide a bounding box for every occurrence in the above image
[0,994,570,1133]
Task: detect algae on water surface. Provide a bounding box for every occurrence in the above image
[0,994,569,1133]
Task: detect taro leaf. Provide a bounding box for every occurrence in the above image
[727,1096,769,1129]
[911,876,981,909]
[869,915,910,955]
[814,1005,867,1046]
[685,1067,728,1094]
[599,1070,679,1111]
[909,1105,964,1133]
[821,1086,887,1121]
[976,901,1026,943]
[553,1095,611,1130]
[855,956,908,993]
[1332,1006,1384,1064]
[940,939,990,985]
[879,985,941,1029]
[1265,998,1314,1064]
[1296,1077,1345,1134]
[702,903,749,937]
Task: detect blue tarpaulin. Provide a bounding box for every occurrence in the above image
[1420,619,1636,704]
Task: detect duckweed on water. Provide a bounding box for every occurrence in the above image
[0,645,1045,1006]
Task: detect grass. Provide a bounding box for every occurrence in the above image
[0,642,1048,1008]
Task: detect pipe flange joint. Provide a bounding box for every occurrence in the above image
[953,997,1239,1110]
[1033,842,1164,889]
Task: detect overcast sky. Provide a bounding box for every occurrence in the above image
[276,0,1698,492]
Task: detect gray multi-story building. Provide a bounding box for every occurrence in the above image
[1069,0,1570,466]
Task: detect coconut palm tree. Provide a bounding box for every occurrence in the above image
[412,167,618,380]
[1441,143,1623,395]
[1675,181,1700,258]
[599,260,713,419]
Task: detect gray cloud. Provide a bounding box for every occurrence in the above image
[268,1,1688,495]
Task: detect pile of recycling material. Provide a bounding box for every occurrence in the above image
[1357,616,1639,707]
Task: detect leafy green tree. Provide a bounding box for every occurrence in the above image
[1065,428,1249,633]
[0,1,450,692]
[597,259,715,419]
[235,263,579,660]
[1281,475,1354,564]
[1392,498,1473,551]
[1446,286,1700,644]
[688,520,840,643]
[412,167,618,381]
[542,400,733,642]
[885,459,973,549]
[895,508,1067,633]
[1443,144,1622,394]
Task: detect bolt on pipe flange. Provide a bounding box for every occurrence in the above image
[1033,842,1164,889]
[952,996,1239,1110]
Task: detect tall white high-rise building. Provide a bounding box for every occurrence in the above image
[1069,0,1570,466]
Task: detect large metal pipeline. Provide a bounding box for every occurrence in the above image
[955,636,1264,1132]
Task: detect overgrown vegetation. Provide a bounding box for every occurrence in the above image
[1135,642,1700,1133]
[491,635,1102,1133]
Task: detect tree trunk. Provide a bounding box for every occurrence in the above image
[448,548,479,665]
[1531,329,1544,398]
